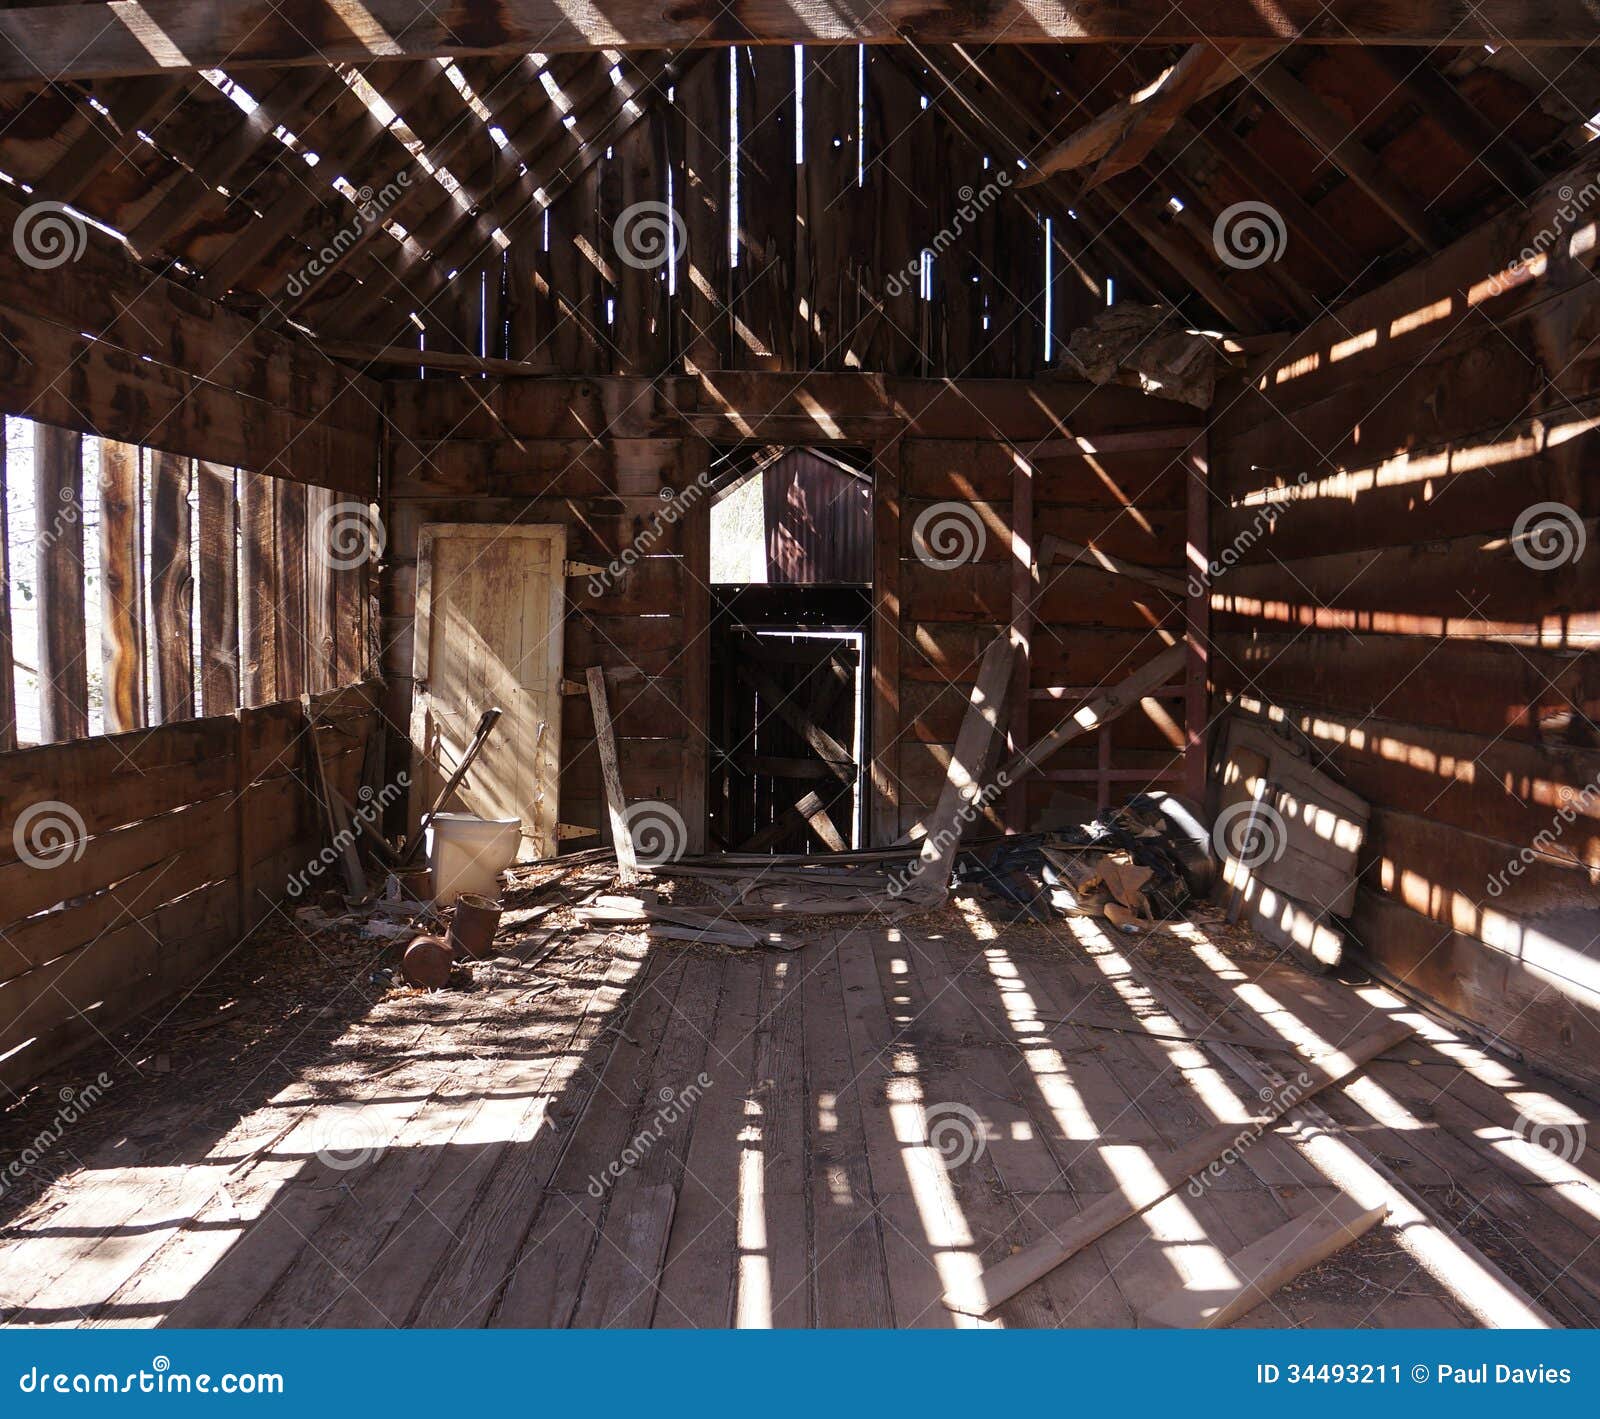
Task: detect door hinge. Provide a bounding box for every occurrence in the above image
[554,823,599,840]
[563,559,605,577]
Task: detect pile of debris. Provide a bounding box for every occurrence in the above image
[954,794,1215,929]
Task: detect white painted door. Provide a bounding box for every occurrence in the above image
[410,523,565,860]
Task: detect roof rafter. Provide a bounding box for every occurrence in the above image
[0,1,1593,83]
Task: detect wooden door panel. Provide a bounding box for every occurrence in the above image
[411,524,565,860]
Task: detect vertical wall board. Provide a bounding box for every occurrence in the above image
[33,424,89,742]
[866,54,924,376]
[239,469,279,707]
[303,482,335,695]
[734,44,797,371]
[0,436,15,751]
[197,460,240,714]
[798,46,858,372]
[677,51,731,371]
[547,161,606,374]
[274,477,307,699]
[679,442,711,855]
[611,116,671,376]
[99,439,146,733]
[870,438,903,845]
[148,451,195,724]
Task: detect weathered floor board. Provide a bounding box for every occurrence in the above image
[0,896,1594,1329]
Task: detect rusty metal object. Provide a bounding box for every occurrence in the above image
[389,867,433,901]
[448,893,503,959]
[402,934,453,989]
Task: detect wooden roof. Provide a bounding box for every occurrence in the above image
[0,27,1594,375]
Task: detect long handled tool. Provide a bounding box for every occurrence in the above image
[397,706,506,869]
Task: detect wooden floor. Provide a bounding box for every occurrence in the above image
[1,880,1597,1328]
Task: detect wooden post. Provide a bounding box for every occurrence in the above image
[587,665,638,886]
[33,424,88,742]
[98,439,145,733]
[149,450,194,723]
[275,478,307,699]
[870,439,902,845]
[1185,438,1210,803]
[0,434,16,751]
[239,470,278,706]
[197,460,239,714]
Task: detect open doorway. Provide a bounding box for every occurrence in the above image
[706,446,872,853]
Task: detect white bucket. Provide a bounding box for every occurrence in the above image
[426,813,522,905]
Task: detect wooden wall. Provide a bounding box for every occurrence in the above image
[382,371,1200,852]
[1208,162,1600,1092]
[0,680,382,1092]
[378,47,1106,379]
[0,192,379,494]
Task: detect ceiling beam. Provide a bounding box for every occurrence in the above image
[1019,42,1281,191]
[0,2,1595,82]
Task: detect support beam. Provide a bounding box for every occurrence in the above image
[1251,65,1449,252]
[587,666,638,886]
[46,78,185,206]
[33,426,88,743]
[99,440,146,733]
[149,451,194,724]
[999,642,1187,784]
[0,3,1589,82]
[1020,42,1281,190]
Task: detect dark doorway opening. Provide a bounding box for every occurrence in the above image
[707,447,872,853]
